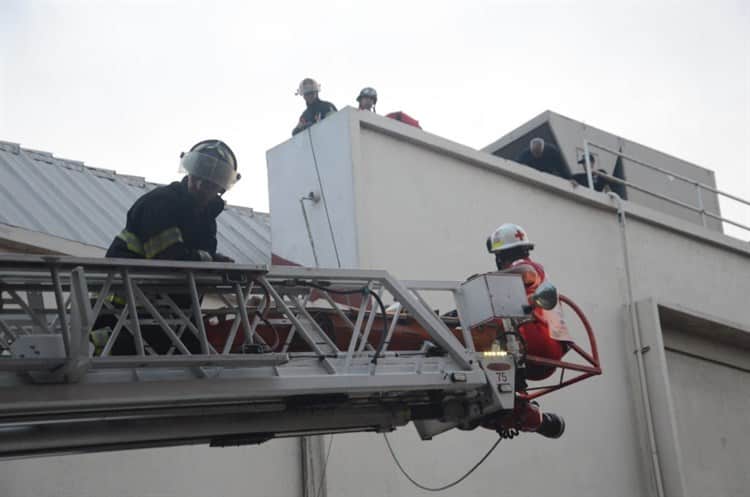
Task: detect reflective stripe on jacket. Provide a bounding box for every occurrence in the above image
[106,178,223,261]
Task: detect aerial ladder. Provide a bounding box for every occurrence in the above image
[0,255,600,459]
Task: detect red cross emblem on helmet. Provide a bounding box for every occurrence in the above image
[487,223,534,253]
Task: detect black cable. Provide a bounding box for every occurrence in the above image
[298,281,389,363]
[383,433,502,492]
[302,281,366,295]
[367,290,388,364]
[306,128,342,268]
[253,311,281,350]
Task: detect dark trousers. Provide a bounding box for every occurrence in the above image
[92,296,202,355]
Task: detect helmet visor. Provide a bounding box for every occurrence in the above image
[179,151,238,191]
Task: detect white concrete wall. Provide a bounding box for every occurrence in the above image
[4,108,748,497]
[284,109,750,497]
[267,110,359,268]
[666,347,750,497]
[0,442,302,497]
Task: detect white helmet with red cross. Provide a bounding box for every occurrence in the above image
[486,223,534,254]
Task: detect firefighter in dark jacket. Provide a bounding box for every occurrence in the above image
[292,78,337,136]
[106,139,238,262]
[100,139,239,355]
[356,87,377,112]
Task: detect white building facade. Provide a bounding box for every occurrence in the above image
[1,108,748,497]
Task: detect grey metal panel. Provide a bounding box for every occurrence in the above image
[0,141,271,264]
[456,273,528,328]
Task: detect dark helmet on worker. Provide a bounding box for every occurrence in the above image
[356,87,378,104]
[296,78,322,96]
[179,139,240,192]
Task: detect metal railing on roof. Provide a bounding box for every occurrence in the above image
[582,140,750,236]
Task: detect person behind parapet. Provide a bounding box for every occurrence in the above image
[480,223,570,439]
[356,87,377,112]
[292,78,338,136]
[515,137,573,180]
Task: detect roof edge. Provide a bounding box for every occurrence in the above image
[0,223,106,257]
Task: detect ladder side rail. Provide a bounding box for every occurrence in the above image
[343,290,371,372]
[212,290,259,353]
[187,272,210,354]
[88,272,115,324]
[160,294,216,354]
[239,278,273,348]
[0,323,10,349]
[380,303,401,355]
[232,282,255,346]
[220,300,246,354]
[100,298,159,357]
[320,291,356,330]
[121,269,146,356]
[381,274,473,370]
[402,280,477,354]
[46,292,71,335]
[278,291,312,354]
[4,287,51,334]
[259,277,337,373]
[164,323,190,356]
[64,266,94,381]
[99,302,129,357]
[289,295,339,355]
[240,280,272,348]
[0,314,21,347]
[452,288,476,354]
[263,267,475,369]
[132,284,192,355]
[356,285,382,354]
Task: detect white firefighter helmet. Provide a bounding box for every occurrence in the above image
[296,78,321,96]
[179,139,240,192]
[486,223,534,253]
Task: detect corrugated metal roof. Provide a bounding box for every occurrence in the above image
[0,140,270,264]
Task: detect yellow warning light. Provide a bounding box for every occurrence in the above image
[482,350,508,357]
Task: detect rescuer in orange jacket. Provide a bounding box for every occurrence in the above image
[486,223,571,380]
[482,223,569,438]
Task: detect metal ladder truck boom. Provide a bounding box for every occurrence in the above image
[0,255,595,458]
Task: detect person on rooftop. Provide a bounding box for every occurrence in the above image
[292,78,338,136]
[356,87,377,112]
[515,137,573,180]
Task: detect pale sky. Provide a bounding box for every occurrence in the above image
[1,0,748,238]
